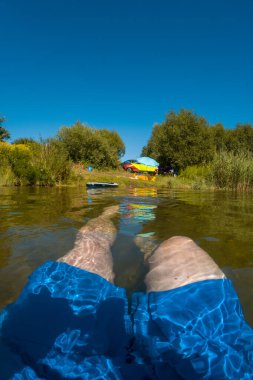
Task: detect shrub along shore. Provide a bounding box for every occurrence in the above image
[1,111,253,191]
[1,147,253,191]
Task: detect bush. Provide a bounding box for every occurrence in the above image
[0,165,16,186]
[30,140,71,185]
[179,165,211,181]
[0,143,35,185]
[0,141,71,186]
[57,122,125,168]
[210,151,253,190]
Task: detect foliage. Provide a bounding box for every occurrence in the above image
[29,139,71,185]
[0,165,16,186]
[0,143,34,184]
[0,115,10,141]
[226,124,253,154]
[178,152,253,191]
[179,165,211,181]
[0,141,71,186]
[209,123,226,152]
[210,151,253,191]
[0,120,125,185]
[1,110,253,190]
[97,129,125,158]
[143,110,253,171]
[57,122,125,168]
[12,137,38,146]
[142,110,213,169]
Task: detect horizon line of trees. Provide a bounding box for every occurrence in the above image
[0,116,125,185]
[0,117,125,168]
[1,110,253,173]
[142,109,253,170]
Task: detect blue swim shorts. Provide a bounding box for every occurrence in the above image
[0,261,252,379]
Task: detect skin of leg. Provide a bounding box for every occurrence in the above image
[58,205,119,283]
[145,236,226,292]
[134,235,158,261]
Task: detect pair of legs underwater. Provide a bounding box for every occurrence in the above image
[58,205,225,291]
[2,205,252,379]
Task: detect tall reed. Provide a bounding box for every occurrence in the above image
[210,151,253,191]
[0,141,71,186]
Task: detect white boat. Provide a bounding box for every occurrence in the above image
[86,182,119,188]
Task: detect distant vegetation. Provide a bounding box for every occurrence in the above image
[142,109,253,191]
[0,115,10,141]
[1,110,253,190]
[142,109,253,169]
[0,118,125,186]
[57,121,125,167]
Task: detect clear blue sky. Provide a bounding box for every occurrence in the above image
[1,0,253,159]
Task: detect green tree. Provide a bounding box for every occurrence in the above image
[142,109,213,169]
[233,124,253,153]
[57,121,123,168]
[224,124,253,154]
[97,129,125,158]
[0,116,10,141]
[209,123,226,152]
[12,137,37,145]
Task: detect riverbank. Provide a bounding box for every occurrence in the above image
[1,141,253,190]
[64,161,253,192]
[1,160,253,192]
[67,165,214,190]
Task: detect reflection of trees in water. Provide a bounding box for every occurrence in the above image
[1,187,74,225]
[0,242,11,269]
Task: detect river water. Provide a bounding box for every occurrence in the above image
[0,186,252,326]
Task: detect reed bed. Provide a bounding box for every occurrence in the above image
[1,143,253,191]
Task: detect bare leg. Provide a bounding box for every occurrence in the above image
[134,234,158,261]
[58,205,119,283]
[145,236,225,292]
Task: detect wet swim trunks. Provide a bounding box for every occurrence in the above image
[0,261,253,379]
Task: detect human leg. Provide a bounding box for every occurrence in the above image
[145,235,225,291]
[132,236,253,379]
[0,205,136,379]
[58,205,119,283]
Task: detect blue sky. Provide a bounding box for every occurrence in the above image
[1,0,253,159]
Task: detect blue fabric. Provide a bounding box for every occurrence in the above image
[0,261,252,380]
[136,157,159,167]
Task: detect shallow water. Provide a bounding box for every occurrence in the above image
[0,186,252,325]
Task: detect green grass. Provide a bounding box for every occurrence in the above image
[1,152,253,191]
[68,166,159,188]
[0,166,16,186]
[210,151,253,191]
[68,165,213,190]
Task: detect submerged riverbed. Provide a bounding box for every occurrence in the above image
[0,186,252,325]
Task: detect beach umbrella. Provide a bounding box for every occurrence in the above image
[136,156,159,167]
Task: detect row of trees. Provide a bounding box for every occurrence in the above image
[57,121,125,167]
[0,117,125,168]
[0,117,125,185]
[142,110,253,169]
[2,110,253,175]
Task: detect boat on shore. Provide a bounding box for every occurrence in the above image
[86,182,119,188]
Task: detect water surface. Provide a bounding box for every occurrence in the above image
[0,186,252,325]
